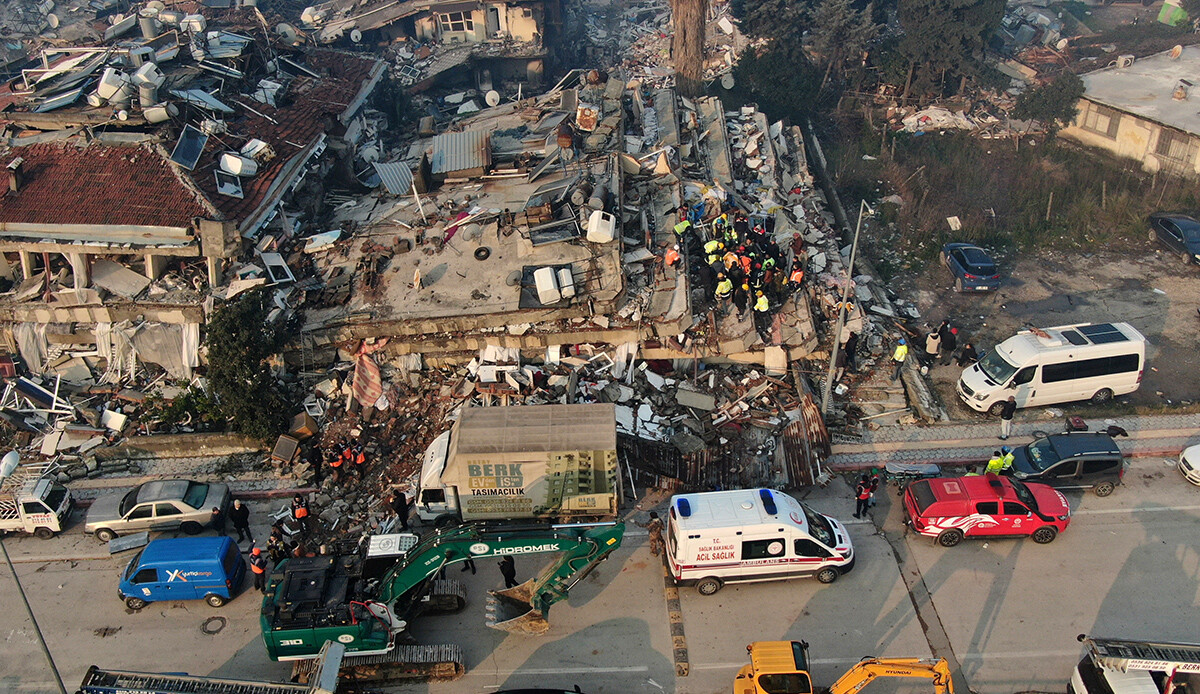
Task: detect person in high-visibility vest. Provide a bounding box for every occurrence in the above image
[327,450,343,484]
[249,547,268,593]
[985,450,1005,475]
[891,338,909,382]
[673,219,692,240]
[1000,445,1014,471]
[703,239,723,255]
[664,245,681,269]
[714,274,733,300]
[788,265,805,292]
[753,291,772,343]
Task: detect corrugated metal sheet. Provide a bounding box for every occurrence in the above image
[373,162,414,195]
[430,129,491,175]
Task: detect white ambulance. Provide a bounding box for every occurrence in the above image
[665,487,854,595]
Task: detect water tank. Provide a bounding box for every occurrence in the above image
[586,210,616,243]
[158,9,183,25]
[533,267,561,305]
[138,83,158,108]
[219,153,258,177]
[144,102,177,123]
[128,45,155,67]
[96,67,128,100]
[556,268,576,299]
[132,62,164,87]
[138,12,160,39]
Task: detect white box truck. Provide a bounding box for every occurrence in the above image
[415,404,620,525]
[1070,636,1200,694]
[665,487,854,595]
[0,458,73,539]
[957,322,1146,415]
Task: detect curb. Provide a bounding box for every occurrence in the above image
[659,553,690,677]
[828,446,1182,471]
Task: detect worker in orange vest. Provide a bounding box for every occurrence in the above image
[249,547,268,593]
[788,264,805,293]
[327,449,343,484]
[664,245,681,270]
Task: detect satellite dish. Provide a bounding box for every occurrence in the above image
[1055,38,1069,51]
[350,28,362,43]
[485,90,500,107]
[1170,44,1183,60]
[146,0,166,11]
[0,451,19,479]
[276,22,299,43]
[720,73,735,90]
[47,13,59,28]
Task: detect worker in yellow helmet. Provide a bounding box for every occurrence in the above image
[714,274,733,300]
[891,338,909,381]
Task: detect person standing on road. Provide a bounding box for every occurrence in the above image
[1000,445,1014,471]
[868,471,881,508]
[499,556,519,589]
[998,395,1017,440]
[853,475,871,519]
[249,547,268,593]
[985,451,1004,475]
[957,342,979,367]
[891,338,909,381]
[940,326,958,366]
[211,507,226,536]
[460,556,477,574]
[639,511,665,557]
[229,499,252,544]
[924,329,941,368]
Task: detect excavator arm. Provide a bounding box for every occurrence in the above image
[377,521,625,634]
[826,657,954,694]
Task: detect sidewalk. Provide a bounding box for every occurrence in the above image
[828,412,1200,469]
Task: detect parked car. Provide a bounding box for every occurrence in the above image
[1148,213,1200,265]
[1179,444,1200,486]
[85,479,231,542]
[940,243,1001,292]
[118,536,245,610]
[903,474,1071,547]
[1005,432,1127,496]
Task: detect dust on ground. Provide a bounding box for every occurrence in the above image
[903,242,1200,421]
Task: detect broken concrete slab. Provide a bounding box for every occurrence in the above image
[675,386,716,411]
[91,259,152,299]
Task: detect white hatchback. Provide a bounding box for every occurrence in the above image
[1180,445,1200,486]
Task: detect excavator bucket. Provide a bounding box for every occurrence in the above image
[484,579,549,635]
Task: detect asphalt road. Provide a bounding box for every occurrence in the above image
[2,458,1196,694]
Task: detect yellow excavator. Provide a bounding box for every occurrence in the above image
[734,641,954,694]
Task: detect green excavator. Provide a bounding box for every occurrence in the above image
[260,520,624,683]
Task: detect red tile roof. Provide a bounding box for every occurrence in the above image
[191,49,383,224]
[0,142,209,229]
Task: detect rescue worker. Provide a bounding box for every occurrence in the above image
[673,218,693,244]
[714,274,733,300]
[732,282,750,318]
[267,526,289,564]
[854,475,871,519]
[291,495,310,534]
[1000,445,1015,471]
[664,245,682,270]
[753,291,772,342]
[643,511,665,557]
[249,547,268,593]
[985,450,1005,475]
[326,449,343,485]
[891,338,909,382]
[788,263,805,294]
[722,249,739,271]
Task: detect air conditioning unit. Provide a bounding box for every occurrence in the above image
[1117,54,1135,68]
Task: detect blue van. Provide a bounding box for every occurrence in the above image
[118,536,245,610]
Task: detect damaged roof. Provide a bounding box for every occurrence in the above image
[0,142,209,230]
[1080,46,1200,135]
[430,129,491,175]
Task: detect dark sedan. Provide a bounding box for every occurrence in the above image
[941,243,1001,292]
[1005,432,1126,497]
[1148,213,1200,265]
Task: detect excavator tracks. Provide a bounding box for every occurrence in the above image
[292,644,466,684]
[423,578,467,614]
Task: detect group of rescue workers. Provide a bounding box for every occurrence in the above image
[667,202,807,343]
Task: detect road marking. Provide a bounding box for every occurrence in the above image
[1073,504,1200,516]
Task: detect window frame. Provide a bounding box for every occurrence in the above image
[1079,102,1121,139]
[742,538,786,560]
[126,504,154,521]
[976,501,999,515]
[1155,127,1199,164]
[794,538,833,559]
[439,11,474,33]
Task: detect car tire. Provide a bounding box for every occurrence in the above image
[205,593,227,608]
[696,577,723,596]
[95,528,117,542]
[1094,481,1116,497]
[181,521,203,535]
[816,567,839,584]
[1031,526,1057,544]
[1149,229,1157,243]
[941,251,950,268]
[125,597,147,610]
[1184,251,1193,265]
[937,529,964,547]
[987,401,1005,416]
[954,278,963,293]
[1089,388,1114,405]
[33,527,54,540]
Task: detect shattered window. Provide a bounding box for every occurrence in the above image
[1080,102,1120,139]
[439,12,474,33]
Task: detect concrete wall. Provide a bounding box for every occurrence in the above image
[1062,97,1200,177]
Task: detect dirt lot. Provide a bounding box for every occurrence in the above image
[902,242,1200,421]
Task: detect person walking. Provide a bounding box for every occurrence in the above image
[229,499,252,544]
[868,470,881,508]
[957,342,979,367]
[891,338,909,381]
[998,395,1016,440]
[460,557,477,574]
[211,507,226,536]
[853,475,871,519]
[924,329,941,368]
[940,326,958,366]
[388,491,410,531]
[640,511,665,557]
[499,556,518,589]
[291,495,311,534]
[249,547,268,593]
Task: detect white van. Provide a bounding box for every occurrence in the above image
[957,322,1146,415]
[665,487,854,595]
[1069,636,1200,694]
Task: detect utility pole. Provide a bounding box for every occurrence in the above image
[0,536,68,694]
[821,200,872,414]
